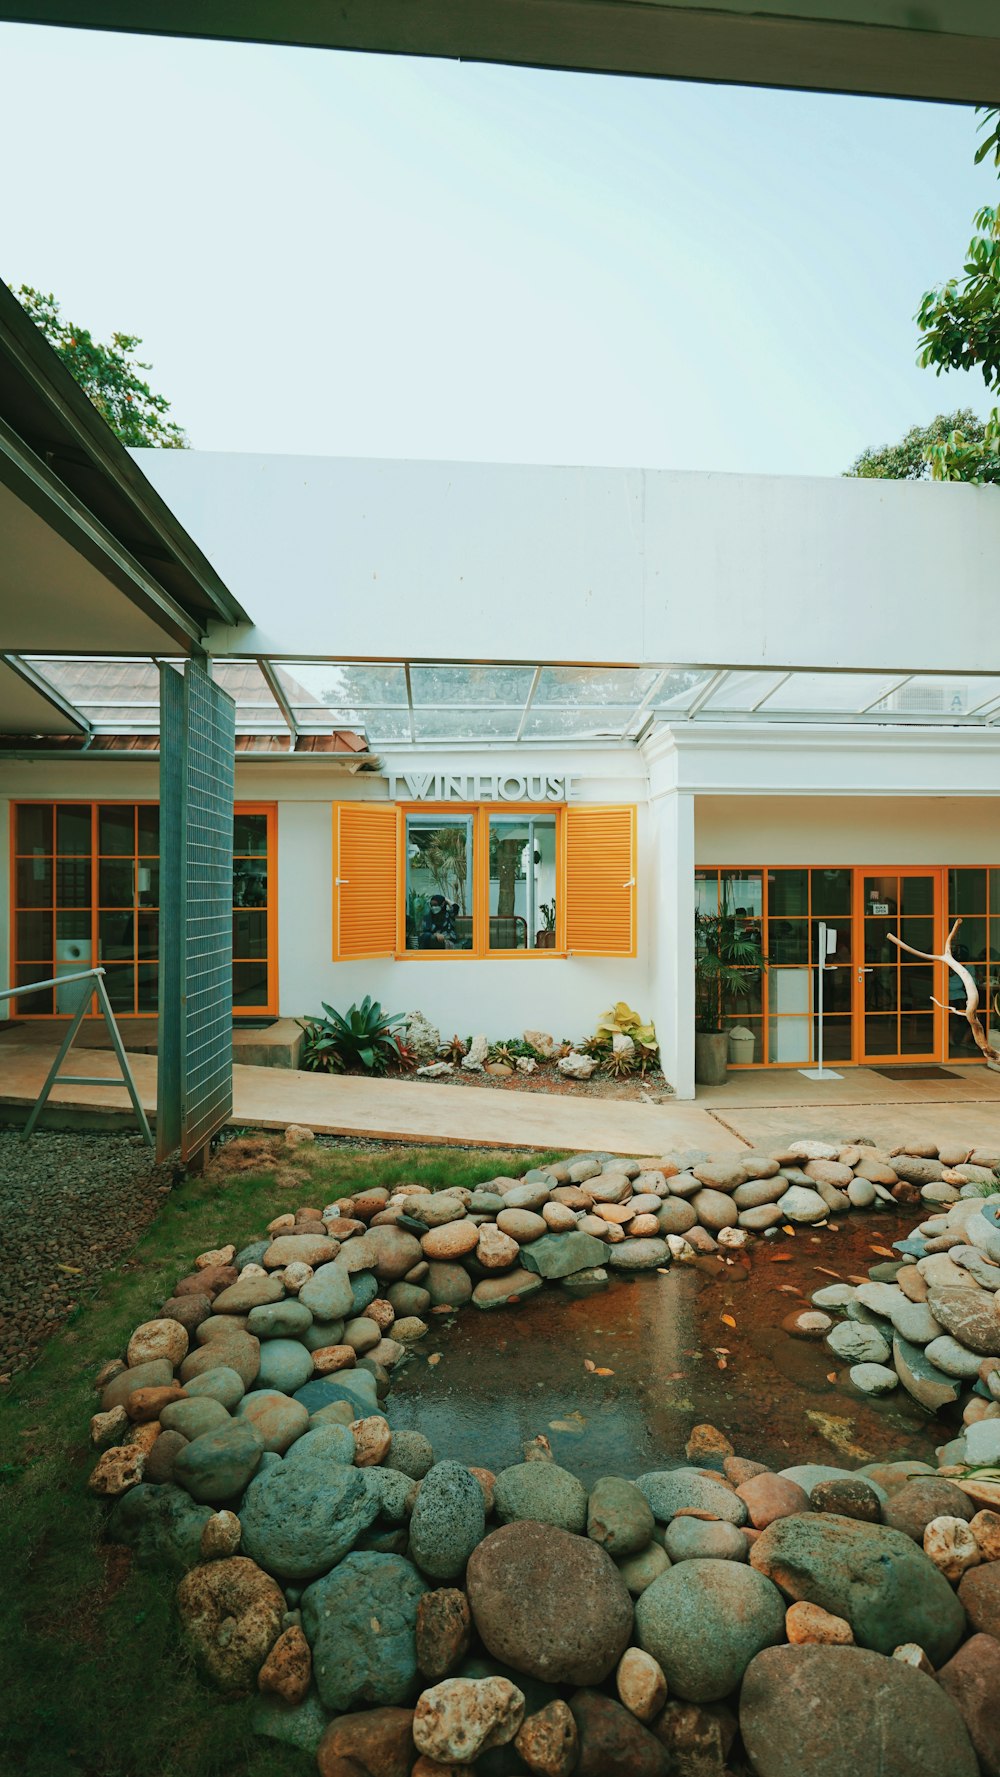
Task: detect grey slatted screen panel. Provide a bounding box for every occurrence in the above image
[157,664,184,1159]
[157,658,235,1162]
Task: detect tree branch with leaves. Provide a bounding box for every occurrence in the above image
[15,285,188,449]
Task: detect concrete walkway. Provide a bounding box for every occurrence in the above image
[3,1036,1000,1155]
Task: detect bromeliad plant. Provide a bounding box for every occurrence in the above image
[298,997,408,1075]
[695,913,767,1034]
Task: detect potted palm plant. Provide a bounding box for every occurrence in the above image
[694,911,767,1085]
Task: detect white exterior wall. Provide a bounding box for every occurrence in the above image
[135,451,1000,676]
[0,747,657,1052]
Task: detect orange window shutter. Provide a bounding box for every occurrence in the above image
[564,805,637,956]
[333,803,399,959]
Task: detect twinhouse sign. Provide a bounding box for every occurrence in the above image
[386,772,575,802]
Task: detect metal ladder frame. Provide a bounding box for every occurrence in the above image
[0,966,153,1146]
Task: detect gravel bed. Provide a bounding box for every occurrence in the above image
[0,1130,175,1381]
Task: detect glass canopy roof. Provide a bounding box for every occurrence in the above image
[10,657,1000,744]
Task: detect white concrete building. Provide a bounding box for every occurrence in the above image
[3,452,1000,1099]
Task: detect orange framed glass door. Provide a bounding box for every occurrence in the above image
[853,869,944,1064]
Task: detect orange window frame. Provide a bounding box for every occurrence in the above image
[9,798,278,1019]
[232,803,279,1017]
[397,803,566,959]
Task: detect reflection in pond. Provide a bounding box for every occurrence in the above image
[387,1212,943,1484]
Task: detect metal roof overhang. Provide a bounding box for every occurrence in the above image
[0,277,249,669]
[1,2,998,104]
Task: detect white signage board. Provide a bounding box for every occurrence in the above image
[386,772,574,803]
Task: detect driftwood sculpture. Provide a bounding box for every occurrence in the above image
[888,916,1000,1065]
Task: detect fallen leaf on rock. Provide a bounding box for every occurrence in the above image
[769,1254,792,1264]
[814,1267,842,1279]
[717,1356,728,1370]
[583,1359,596,1372]
[721,1313,737,1328]
[427,1353,441,1367]
[776,1284,801,1295]
[782,1225,796,1236]
[848,1274,868,1285]
[870,1245,896,1258]
[827,1372,838,1383]
[594,1367,614,1376]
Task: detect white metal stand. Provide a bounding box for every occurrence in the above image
[800,920,843,1081]
[0,966,153,1146]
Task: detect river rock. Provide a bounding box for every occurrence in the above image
[177,1556,285,1691]
[263,1234,340,1269]
[413,1675,525,1764]
[183,1365,246,1410]
[409,1461,487,1581]
[424,1262,474,1308]
[421,1221,480,1261]
[636,1469,748,1526]
[181,1331,260,1391]
[299,1261,356,1322]
[964,1207,1000,1264]
[827,1321,891,1365]
[239,1454,380,1580]
[466,1521,633,1685]
[416,1588,472,1680]
[160,1396,230,1440]
[690,1189,739,1231]
[173,1419,264,1503]
[849,1362,899,1395]
[212,1275,285,1313]
[777,1187,828,1224]
[106,1481,213,1574]
[254,1339,313,1395]
[617,1543,671,1596]
[476,1225,522,1269]
[126,1318,189,1368]
[472,1270,544,1309]
[959,1563,1000,1638]
[739,1644,978,1777]
[387,1429,437,1480]
[101,1358,173,1412]
[494,1462,588,1533]
[749,1512,966,1665]
[587,1476,656,1557]
[514,1699,579,1777]
[892,1335,961,1411]
[737,1472,811,1529]
[294,1368,380,1417]
[246,1299,313,1340]
[661,1518,748,1563]
[520,1230,609,1279]
[936,1633,1000,1777]
[607,1238,671,1271]
[635,1559,785,1702]
[235,1389,310,1454]
[925,1334,985,1378]
[928,1286,1000,1355]
[568,1690,668,1777]
[733,1177,786,1210]
[303,1551,427,1710]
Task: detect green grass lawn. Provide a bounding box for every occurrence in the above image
[0,1141,559,1777]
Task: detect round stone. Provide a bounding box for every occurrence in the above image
[467,1521,634,1685]
[239,1456,380,1582]
[690,1189,739,1231]
[409,1461,487,1582]
[421,1221,480,1260]
[173,1418,265,1504]
[497,1209,547,1243]
[235,1389,310,1455]
[777,1187,828,1224]
[849,1362,899,1395]
[739,1644,979,1777]
[494,1462,588,1534]
[386,1429,436,1480]
[635,1469,748,1526]
[425,1263,474,1308]
[176,1556,285,1690]
[607,1238,670,1271]
[661,1518,748,1563]
[246,1300,314,1340]
[883,1478,975,1542]
[587,1476,656,1558]
[303,1552,427,1711]
[810,1478,883,1521]
[635,1559,785,1702]
[183,1366,246,1410]
[256,1339,314,1395]
[126,1318,189,1368]
[299,1261,356,1322]
[160,1396,231,1440]
[616,1543,671,1597]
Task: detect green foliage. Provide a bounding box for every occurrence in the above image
[912,108,1000,484]
[844,409,994,481]
[15,284,189,448]
[298,996,407,1074]
[695,913,767,1034]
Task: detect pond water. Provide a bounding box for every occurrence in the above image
[387,1210,946,1484]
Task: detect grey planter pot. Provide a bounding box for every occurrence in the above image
[695,1031,729,1086]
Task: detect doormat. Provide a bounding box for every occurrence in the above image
[870,1065,960,1081]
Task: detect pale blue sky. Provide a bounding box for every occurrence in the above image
[0,22,995,475]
